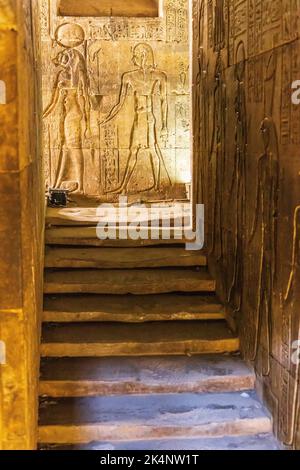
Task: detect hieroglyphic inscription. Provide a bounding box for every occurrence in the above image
[280,206,300,447]
[207,0,214,48]
[248,57,264,103]
[249,51,279,377]
[166,0,188,43]
[227,41,247,312]
[101,125,120,193]
[281,43,300,145]
[228,0,247,64]
[90,18,165,42]
[248,0,300,57]
[193,0,300,450]
[248,0,263,57]
[40,0,191,200]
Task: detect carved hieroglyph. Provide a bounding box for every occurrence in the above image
[227,41,247,312]
[40,0,191,200]
[192,0,300,448]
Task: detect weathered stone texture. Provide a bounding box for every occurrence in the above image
[40,0,191,202]
[192,0,300,449]
[0,0,44,450]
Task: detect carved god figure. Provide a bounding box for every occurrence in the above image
[249,52,279,377]
[280,205,300,447]
[228,41,247,312]
[209,53,226,260]
[43,24,91,193]
[101,43,172,195]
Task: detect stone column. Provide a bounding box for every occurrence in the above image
[0,0,44,450]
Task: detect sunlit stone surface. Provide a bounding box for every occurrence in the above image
[40,0,191,201]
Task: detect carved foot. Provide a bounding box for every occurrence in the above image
[60,181,84,195]
[105,186,127,195]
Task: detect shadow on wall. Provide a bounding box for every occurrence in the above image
[192,0,300,450]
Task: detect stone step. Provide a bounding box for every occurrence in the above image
[39,355,255,398]
[44,246,207,269]
[45,226,191,246]
[38,391,272,445]
[39,433,280,450]
[40,321,239,358]
[43,293,224,323]
[44,268,215,295]
[46,205,191,227]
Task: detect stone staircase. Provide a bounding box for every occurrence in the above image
[39,225,277,450]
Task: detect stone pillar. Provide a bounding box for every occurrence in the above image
[0,0,44,450]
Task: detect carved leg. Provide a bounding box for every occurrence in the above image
[154,144,172,187]
[150,147,161,191]
[106,147,139,194]
[251,252,264,363]
[261,275,272,376]
[55,147,68,188]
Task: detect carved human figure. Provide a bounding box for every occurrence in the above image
[249,52,279,376]
[195,0,209,203]
[249,120,279,376]
[43,24,91,193]
[209,53,226,259]
[281,205,300,447]
[101,43,171,194]
[228,41,247,312]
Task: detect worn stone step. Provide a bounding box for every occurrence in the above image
[38,391,272,444]
[40,321,239,357]
[44,268,215,295]
[45,226,191,246]
[43,294,224,323]
[46,205,191,227]
[39,433,280,450]
[39,355,254,398]
[44,246,207,269]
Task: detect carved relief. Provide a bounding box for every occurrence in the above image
[280,206,300,447]
[90,18,165,42]
[194,0,209,203]
[207,0,214,49]
[213,0,225,51]
[101,125,120,193]
[193,0,300,449]
[248,51,279,376]
[248,0,300,57]
[248,57,264,103]
[228,0,247,65]
[280,43,300,145]
[100,43,172,195]
[209,53,226,259]
[227,41,247,312]
[40,0,191,201]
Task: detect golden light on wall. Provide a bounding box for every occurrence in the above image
[58,0,160,17]
[41,0,191,202]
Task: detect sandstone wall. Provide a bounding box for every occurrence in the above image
[40,0,191,202]
[0,0,44,450]
[192,0,300,448]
